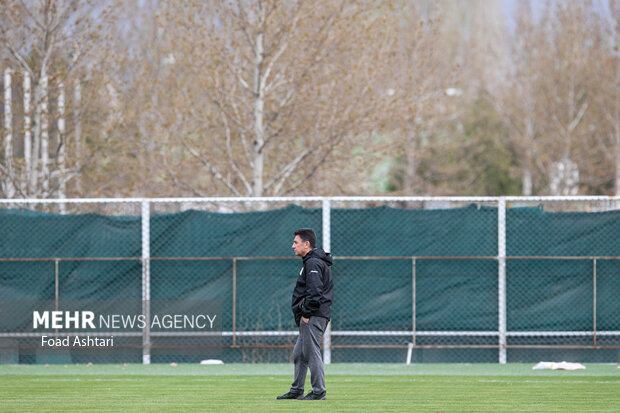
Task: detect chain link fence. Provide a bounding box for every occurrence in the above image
[1,197,620,364]
[504,198,620,363]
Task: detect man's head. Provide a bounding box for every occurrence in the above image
[292,228,316,257]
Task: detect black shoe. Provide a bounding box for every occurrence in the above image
[301,391,326,400]
[276,390,304,400]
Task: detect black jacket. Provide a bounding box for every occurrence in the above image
[291,248,333,326]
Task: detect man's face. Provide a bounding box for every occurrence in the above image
[292,235,310,257]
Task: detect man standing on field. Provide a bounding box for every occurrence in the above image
[277,228,333,401]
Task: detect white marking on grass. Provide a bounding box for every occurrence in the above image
[478,379,620,385]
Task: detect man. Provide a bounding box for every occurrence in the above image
[277,228,333,401]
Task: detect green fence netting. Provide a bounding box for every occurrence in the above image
[1,203,619,363]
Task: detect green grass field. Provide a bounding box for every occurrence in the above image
[1,363,620,412]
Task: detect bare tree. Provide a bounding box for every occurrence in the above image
[120,0,401,197]
[3,68,15,197]
[596,0,620,194]
[389,3,458,195]
[3,0,616,199]
[494,1,544,195]
[492,1,613,195]
[0,0,114,198]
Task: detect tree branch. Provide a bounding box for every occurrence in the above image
[264,147,311,194]
[181,139,241,196]
[162,151,208,197]
[221,111,253,194]
[567,98,589,133]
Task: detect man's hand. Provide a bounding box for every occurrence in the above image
[302,316,309,324]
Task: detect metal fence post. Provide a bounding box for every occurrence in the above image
[322,198,332,364]
[412,258,416,349]
[232,257,237,348]
[498,198,507,364]
[141,199,151,365]
[593,258,597,348]
[54,259,59,313]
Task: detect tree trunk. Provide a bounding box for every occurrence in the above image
[615,68,620,197]
[615,109,620,196]
[3,68,15,198]
[522,168,533,196]
[74,80,82,194]
[40,74,50,196]
[252,7,266,198]
[57,82,66,210]
[521,118,534,196]
[403,131,417,195]
[30,77,41,193]
[23,71,32,195]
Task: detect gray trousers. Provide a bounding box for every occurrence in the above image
[290,316,328,394]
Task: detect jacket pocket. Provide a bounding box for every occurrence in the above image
[293,297,305,314]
